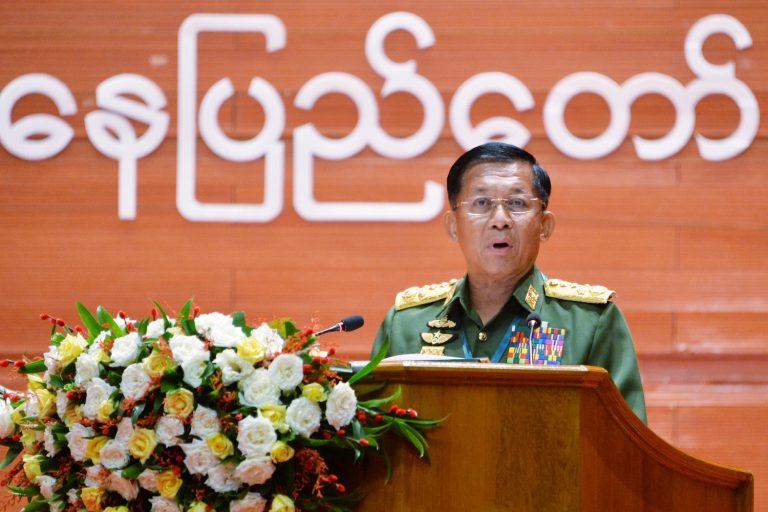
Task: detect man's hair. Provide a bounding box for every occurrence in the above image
[446,142,551,208]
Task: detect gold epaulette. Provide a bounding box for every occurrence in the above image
[395,279,458,311]
[543,278,616,304]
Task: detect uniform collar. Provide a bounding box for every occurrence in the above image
[438,266,546,319]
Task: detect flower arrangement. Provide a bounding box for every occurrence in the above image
[0,301,440,512]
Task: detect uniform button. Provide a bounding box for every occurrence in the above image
[478,331,487,342]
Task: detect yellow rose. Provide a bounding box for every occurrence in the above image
[207,432,234,459]
[86,436,110,464]
[236,337,266,364]
[58,333,88,367]
[20,427,40,453]
[11,405,25,426]
[259,404,287,428]
[22,454,42,480]
[270,494,295,512]
[104,507,130,512]
[128,428,157,463]
[157,470,182,499]
[26,374,45,391]
[143,351,176,377]
[81,487,105,512]
[35,389,56,418]
[187,501,208,512]
[97,400,116,423]
[164,388,194,417]
[301,383,327,402]
[63,403,84,427]
[270,441,295,463]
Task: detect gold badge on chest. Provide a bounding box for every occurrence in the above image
[525,284,539,310]
[420,331,455,345]
[420,346,445,356]
[427,316,457,329]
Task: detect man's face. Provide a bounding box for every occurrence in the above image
[444,161,555,285]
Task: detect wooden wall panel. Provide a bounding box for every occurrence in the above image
[1,1,767,509]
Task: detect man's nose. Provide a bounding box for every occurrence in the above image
[489,202,513,228]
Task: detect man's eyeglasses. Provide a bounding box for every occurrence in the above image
[454,196,542,216]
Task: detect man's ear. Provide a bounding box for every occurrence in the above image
[444,209,458,240]
[540,210,555,241]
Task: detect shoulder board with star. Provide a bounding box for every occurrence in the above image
[395,279,458,311]
[543,278,616,304]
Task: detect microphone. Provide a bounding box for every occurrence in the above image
[525,313,541,365]
[314,315,365,337]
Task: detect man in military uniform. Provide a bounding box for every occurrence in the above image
[372,142,646,422]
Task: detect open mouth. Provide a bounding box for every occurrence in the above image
[491,241,511,249]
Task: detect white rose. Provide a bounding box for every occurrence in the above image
[180,439,218,475]
[325,382,357,431]
[239,369,281,408]
[169,334,206,365]
[190,405,221,439]
[181,351,210,388]
[120,363,152,401]
[137,468,159,492]
[84,378,116,419]
[233,456,276,485]
[67,488,79,505]
[146,318,172,339]
[230,492,267,512]
[150,496,182,512]
[195,312,246,348]
[213,349,254,385]
[100,439,130,469]
[285,397,322,438]
[44,425,59,456]
[65,424,95,462]
[268,354,304,390]
[0,398,15,438]
[205,462,241,493]
[55,390,69,420]
[155,415,184,446]
[35,475,59,499]
[43,345,61,374]
[237,415,277,458]
[84,464,109,487]
[110,332,142,367]
[115,417,135,445]
[74,352,100,387]
[251,323,285,358]
[107,471,139,500]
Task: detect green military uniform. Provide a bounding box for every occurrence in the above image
[372,266,647,422]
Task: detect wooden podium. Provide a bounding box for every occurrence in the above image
[356,362,753,511]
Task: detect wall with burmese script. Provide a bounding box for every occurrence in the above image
[1,0,767,508]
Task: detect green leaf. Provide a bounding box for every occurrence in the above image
[392,421,428,458]
[152,301,172,330]
[121,463,144,479]
[179,298,194,320]
[233,311,246,328]
[8,485,38,497]
[96,306,125,337]
[131,402,146,424]
[358,387,402,409]
[76,302,105,338]
[348,336,389,386]
[18,360,46,374]
[20,500,49,512]
[0,443,21,469]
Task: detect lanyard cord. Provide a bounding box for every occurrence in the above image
[460,315,522,363]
